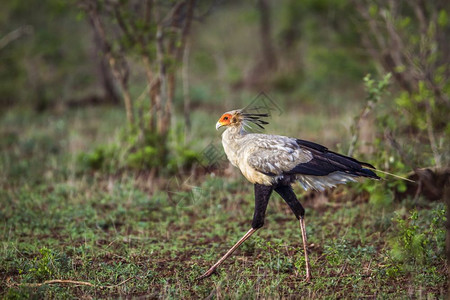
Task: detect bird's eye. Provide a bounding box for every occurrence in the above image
[224,116,229,120]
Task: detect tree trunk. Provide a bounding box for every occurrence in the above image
[182,38,191,138]
[93,32,120,104]
[258,0,277,71]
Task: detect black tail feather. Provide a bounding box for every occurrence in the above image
[359,168,379,179]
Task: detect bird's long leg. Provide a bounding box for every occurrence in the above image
[299,216,311,281]
[198,184,273,280]
[197,228,257,280]
[275,185,312,281]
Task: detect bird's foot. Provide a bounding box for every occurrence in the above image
[304,274,312,282]
[197,268,216,281]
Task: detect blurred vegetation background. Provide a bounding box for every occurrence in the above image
[1,0,449,298]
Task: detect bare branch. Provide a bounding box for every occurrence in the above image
[114,3,137,46]
[425,103,442,168]
[0,25,33,50]
[176,0,195,62]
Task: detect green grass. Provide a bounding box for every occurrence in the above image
[0,107,447,299]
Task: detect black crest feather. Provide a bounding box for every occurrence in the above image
[240,107,270,131]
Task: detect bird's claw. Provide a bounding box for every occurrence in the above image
[196,268,216,281]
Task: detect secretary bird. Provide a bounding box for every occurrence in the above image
[198,108,380,281]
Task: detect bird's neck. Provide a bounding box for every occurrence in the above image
[223,125,247,140]
[221,125,247,166]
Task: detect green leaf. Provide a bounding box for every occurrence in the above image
[396,182,407,193]
[438,10,448,27]
[368,4,378,17]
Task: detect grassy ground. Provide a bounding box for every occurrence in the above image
[1,107,447,299]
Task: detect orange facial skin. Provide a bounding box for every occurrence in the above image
[218,113,233,127]
[216,110,243,130]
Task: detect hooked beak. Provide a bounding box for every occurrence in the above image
[216,121,223,130]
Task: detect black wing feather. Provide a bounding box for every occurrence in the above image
[287,139,380,179]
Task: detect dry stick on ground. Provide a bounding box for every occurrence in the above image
[8,277,134,289]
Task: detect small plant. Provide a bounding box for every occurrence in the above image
[28,247,56,281]
[390,210,426,264]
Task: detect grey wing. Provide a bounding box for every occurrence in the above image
[247,135,380,191]
[246,137,313,176]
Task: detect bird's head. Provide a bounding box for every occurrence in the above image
[216,109,269,131]
[216,110,240,130]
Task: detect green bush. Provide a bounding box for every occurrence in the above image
[77,124,199,174]
[77,144,120,172]
[389,206,446,265]
[126,146,158,169]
